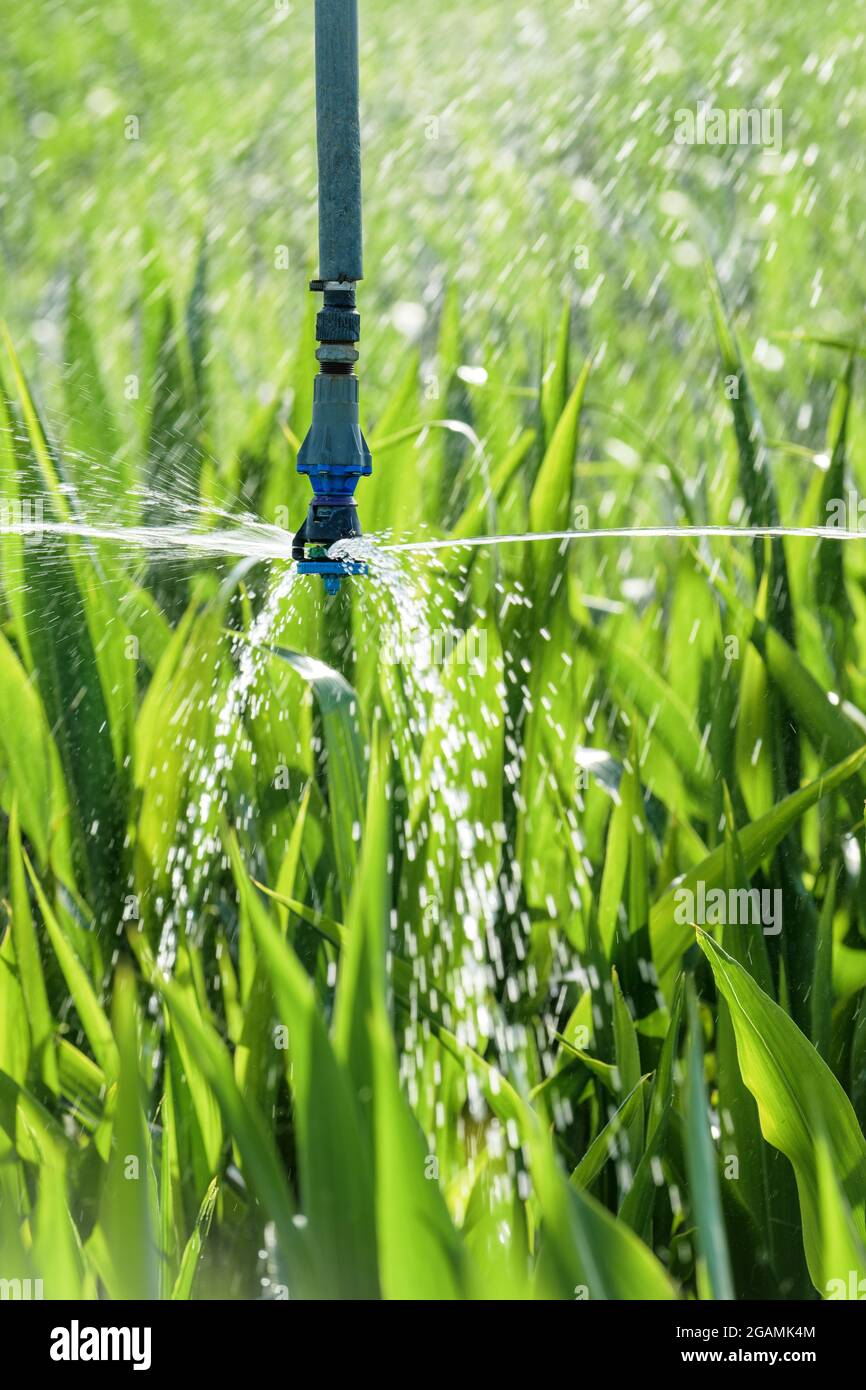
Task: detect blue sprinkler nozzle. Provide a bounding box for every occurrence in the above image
[293,0,371,590]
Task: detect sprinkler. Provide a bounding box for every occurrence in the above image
[292,0,372,594]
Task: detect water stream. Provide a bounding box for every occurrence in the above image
[381,523,866,554]
[2,516,865,565]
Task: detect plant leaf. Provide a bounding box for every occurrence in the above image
[697,931,866,1292]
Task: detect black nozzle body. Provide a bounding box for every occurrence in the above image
[291,496,362,563]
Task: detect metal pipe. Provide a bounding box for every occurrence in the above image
[314,0,364,283]
[294,0,372,591]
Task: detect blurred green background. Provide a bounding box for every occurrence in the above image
[3,0,864,482]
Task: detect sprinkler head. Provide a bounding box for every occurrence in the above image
[291,495,368,592]
[293,287,372,591]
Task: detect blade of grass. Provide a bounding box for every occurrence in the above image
[683,979,735,1299]
[697,930,866,1292]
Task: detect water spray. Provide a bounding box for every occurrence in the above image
[292,0,372,594]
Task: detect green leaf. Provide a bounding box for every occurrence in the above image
[57,1039,106,1136]
[683,979,735,1299]
[171,1177,219,1301]
[598,795,629,957]
[540,301,571,449]
[185,233,209,420]
[451,429,535,541]
[332,731,463,1300]
[135,601,225,886]
[569,1076,650,1192]
[8,803,58,1093]
[620,981,684,1238]
[696,549,865,781]
[707,269,776,530]
[816,1128,866,1299]
[24,850,118,1080]
[800,356,855,661]
[612,968,644,1178]
[0,1069,72,1169]
[97,964,159,1300]
[734,572,774,822]
[32,1163,83,1299]
[332,726,390,1116]
[530,1110,677,1300]
[1,336,126,925]
[714,789,794,1288]
[267,645,366,914]
[62,277,127,520]
[651,743,866,994]
[812,869,836,1060]
[707,266,795,676]
[528,358,591,600]
[0,633,53,864]
[228,832,379,1298]
[141,943,309,1292]
[144,296,201,523]
[578,620,713,799]
[530,357,588,534]
[371,1010,464,1300]
[697,931,866,1292]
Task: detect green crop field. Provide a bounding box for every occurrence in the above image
[1,0,865,1305]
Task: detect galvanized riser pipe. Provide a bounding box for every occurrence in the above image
[314,0,363,284]
[294,0,372,591]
